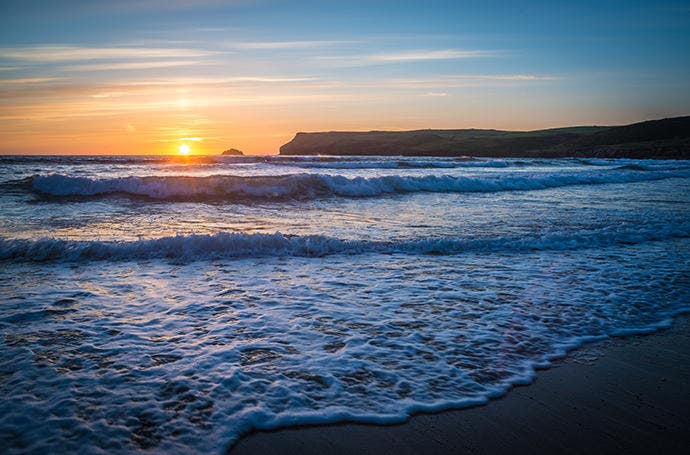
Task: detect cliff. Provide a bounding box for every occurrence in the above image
[279,116,690,159]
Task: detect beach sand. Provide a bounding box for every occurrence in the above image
[231,316,690,454]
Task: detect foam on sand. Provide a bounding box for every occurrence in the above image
[2,240,689,452]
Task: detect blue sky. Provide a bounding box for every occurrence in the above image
[1,0,689,154]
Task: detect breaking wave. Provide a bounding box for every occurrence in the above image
[3,221,688,262]
[267,159,511,169]
[29,167,690,202]
[0,155,499,168]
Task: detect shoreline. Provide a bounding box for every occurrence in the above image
[230,315,690,454]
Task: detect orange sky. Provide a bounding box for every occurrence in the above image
[2,73,670,156]
[2,2,689,155]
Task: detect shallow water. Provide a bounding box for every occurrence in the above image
[1,155,689,453]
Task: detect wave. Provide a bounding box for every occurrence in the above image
[7,155,689,174]
[0,155,526,170]
[3,222,688,262]
[0,154,478,167]
[265,159,512,169]
[0,155,222,166]
[614,163,648,171]
[29,167,690,202]
[283,159,690,170]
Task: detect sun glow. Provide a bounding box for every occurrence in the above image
[178,144,190,155]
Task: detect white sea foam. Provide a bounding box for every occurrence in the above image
[267,159,510,169]
[1,241,689,453]
[30,167,690,201]
[2,156,690,454]
[2,221,688,262]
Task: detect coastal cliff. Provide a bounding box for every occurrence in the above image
[279,116,690,159]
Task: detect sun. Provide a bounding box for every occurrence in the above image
[178,144,190,155]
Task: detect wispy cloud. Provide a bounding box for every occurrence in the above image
[0,46,216,62]
[84,76,325,94]
[474,74,557,81]
[192,27,230,33]
[63,60,203,71]
[0,77,61,84]
[229,40,354,50]
[90,91,131,98]
[117,76,328,87]
[315,49,497,67]
[0,75,332,103]
[0,92,363,121]
[368,49,494,62]
[378,74,559,89]
[121,76,320,84]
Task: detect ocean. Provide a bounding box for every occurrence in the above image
[1,154,689,453]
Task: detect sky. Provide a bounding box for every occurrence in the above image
[0,0,689,155]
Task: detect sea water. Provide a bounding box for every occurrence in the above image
[1,155,689,453]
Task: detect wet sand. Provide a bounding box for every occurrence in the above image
[231,316,690,454]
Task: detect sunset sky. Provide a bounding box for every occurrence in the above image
[1,0,689,155]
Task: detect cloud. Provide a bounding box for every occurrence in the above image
[63,60,203,71]
[0,46,216,62]
[90,92,131,98]
[0,75,332,104]
[229,40,354,50]
[368,49,494,62]
[114,76,324,87]
[84,76,324,95]
[227,76,318,82]
[0,77,61,84]
[192,27,231,33]
[473,74,558,81]
[378,74,559,89]
[315,49,496,67]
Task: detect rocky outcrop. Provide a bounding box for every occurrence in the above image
[222,148,244,156]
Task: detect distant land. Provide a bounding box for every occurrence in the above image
[280,116,690,159]
[222,148,244,156]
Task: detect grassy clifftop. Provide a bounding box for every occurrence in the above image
[279,116,690,159]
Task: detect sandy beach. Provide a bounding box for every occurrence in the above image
[231,315,690,454]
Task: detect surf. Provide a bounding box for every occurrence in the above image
[3,220,689,262]
[28,167,690,202]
